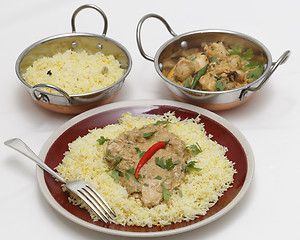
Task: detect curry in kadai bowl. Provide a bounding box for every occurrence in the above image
[162,41,266,91]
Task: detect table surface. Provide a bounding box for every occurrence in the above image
[1,0,299,239]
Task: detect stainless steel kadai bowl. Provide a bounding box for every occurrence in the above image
[16,4,132,114]
[136,14,290,111]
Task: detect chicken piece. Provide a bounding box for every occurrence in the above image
[212,56,242,76]
[204,41,229,59]
[225,55,243,69]
[167,52,209,81]
[199,72,216,91]
[173,58,195,82]
[214,65,231,75]
[141,179,162,207]
[235,70,247,83]
[191,53,209,72]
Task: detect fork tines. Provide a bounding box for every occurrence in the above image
[68,180,116,224]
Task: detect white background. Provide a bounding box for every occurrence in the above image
[1,0,299,239]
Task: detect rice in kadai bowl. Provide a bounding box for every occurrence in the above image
[22,49,126,95]
[55,112,236,227]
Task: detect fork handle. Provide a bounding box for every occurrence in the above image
[4,138,66,184]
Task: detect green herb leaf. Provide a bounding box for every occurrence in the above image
[161,183,171,201]
[97,136,109,145]
[135,147,146,158]
[155,157,180,170]
[135,147,141,154]
[242,48,253,60]
[154,175,162,180]
[215,80,226,91]
[229,45,253,60]
[175,188,183,197]
[228,45,242,57]
[211,56,219,63]
[179,189,183,197]
[247,64,264,80]
[106,153,122,169]
[165,158,173,168]
[244,61,261,71]
[111,168,123,180]
[185,161,201,172]
[125,165,138,181]
[143,131,156,138]
[155,157,167,169]
[153,120,171,125]
[112,157,122,170]
[188,142,202,155]
[165,158,180,170]
[183,77,192,88]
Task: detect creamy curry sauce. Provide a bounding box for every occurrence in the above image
[105,123,189,207]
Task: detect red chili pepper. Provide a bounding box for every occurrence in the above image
[135,141,167,179]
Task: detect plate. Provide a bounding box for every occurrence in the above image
[36,100,254,237]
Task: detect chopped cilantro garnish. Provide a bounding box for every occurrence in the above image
[166,158,180,170]
[161,182,171,201]
[242,48,253,60]
[215,80,226,91]
[106,154,122,169]
[135,147,146,158]
[211,56,219,63]
[154,175,162,180]
[228,45,242,57]
[185,161,201,172]
[155,157,180,170]
[125,165,139,181]
[175,188,183,197]
[97,136,109,145]
[111,168,123,180]
[143,131,156,138]
[244,61,261,71]
[229,45,253,60]
[153,120,171,125]
[247,64,264,80]
[188,142,202,155]
[155,157,167,169]
[135,147,141,154]
[178,189,183,197]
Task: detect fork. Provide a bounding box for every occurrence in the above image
[4,138,116,224]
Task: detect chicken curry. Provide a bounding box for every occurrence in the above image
[162,41,266,91]
[102,122,201,207]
